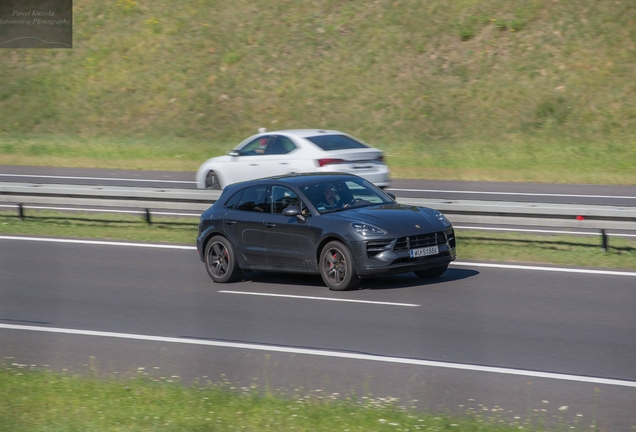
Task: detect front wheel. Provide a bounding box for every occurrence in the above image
[205,170,222,190]
[319,241,360,291]
[204,236,242,283]
[414,264,449,279]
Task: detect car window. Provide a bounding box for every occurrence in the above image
[305,179,391,213]
[304,181,350,211]
[223,189,243,209]
[266,136,296,155]
[238,136,270,156]
[269,186,307,214]
[305,134,369,151]
[235,185,268,212]
[344,180,385,204]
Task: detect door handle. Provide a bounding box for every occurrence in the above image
[265,223,276,228]
[225,220,237,225]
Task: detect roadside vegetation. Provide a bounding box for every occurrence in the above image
[1,210,635,270]
[0,362,602,431]
[1,0,635,184]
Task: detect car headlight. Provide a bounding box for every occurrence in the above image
[433,210,451,227]
[350,222,387,235]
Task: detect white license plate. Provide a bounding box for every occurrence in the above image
[409,245,439,258]
[352,163,374,169]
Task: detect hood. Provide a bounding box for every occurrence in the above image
[203,155,233,164]
[327,203,447,235]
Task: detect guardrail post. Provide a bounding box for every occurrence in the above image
[18,203,24,220]
[145,209,152,224]
[601,229,608,252]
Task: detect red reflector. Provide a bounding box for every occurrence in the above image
[576,215,584,221]
[317,158,345,167]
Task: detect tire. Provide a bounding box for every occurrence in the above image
[205,170,221,190]
[204,236,242,283]
[414,264,449,279]
[319,241,360,291]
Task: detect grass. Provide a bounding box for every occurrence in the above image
[0,209,200,244]
[1,210,635,270]
[0,362,601,431]
[1,0,635,184]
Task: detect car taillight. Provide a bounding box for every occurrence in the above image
[317,158,345,167]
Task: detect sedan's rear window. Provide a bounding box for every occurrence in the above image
[305,134,369,151]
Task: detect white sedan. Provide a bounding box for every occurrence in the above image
[195,129,390,189]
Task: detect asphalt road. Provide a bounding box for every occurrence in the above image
[1,236,635,430]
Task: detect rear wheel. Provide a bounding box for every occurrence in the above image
[204,236,242,283]
[205,171,221,190]
[319,241,360,291]
[414,264,448,279]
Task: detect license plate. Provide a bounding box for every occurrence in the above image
[352,163,374,170]
[409,246,439,258]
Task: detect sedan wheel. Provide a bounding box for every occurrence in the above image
[205,171,221,190]
[414,264,448,279]
[319,241,360,291]
[205,236,242,283]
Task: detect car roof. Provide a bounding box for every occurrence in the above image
[260,129,346,138]
[225,172,361,190]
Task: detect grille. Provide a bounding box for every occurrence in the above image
[445,227,456,249]
[366,240,393,258]
[394,231,446,251]
[365,229,455,259]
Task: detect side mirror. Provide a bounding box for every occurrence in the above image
[228,150,240,157]
[386,192,396,200]
[282,205,306,222]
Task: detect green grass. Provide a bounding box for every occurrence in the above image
[458,230,636,270]
[0,362,599,431]
[2,210,635,270]
[1,0,635,184]
[0,210,200,244]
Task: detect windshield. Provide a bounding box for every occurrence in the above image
[301,178,393,214]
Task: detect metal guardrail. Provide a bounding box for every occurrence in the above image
[1,182,636,249]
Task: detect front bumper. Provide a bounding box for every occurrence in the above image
[352,228,457,277]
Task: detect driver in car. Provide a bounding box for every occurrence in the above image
[318,184,344,210]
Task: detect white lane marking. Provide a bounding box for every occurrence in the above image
[0,235,196,250]
[219,290,419,307]
[389,188,636,200]
[2,235,635,277]
[1,323,635,388]
[0,173,196,184]
[451,261,636,277]
[454,225,636,238]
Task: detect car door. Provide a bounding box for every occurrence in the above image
[263,185,317,271]
[226,135,275,184]
[255,135,299,177]
[222,185,269,267]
